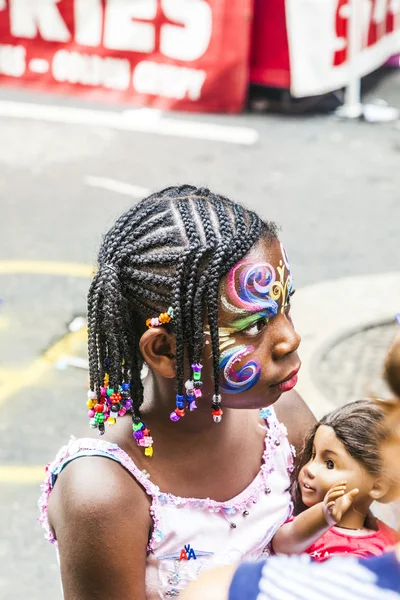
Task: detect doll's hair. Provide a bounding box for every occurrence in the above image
[292,400,387,512]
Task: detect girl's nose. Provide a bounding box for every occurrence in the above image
[272,314,301,361]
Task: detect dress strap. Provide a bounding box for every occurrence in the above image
[259,406,295,475]
[38,437,159,544]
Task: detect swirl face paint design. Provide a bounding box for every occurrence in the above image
[226,260,278,316]
[269,243,293,313]
[215,244,294,394]
[219,344,261,394]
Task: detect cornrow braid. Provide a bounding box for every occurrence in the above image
[87,186,277,443]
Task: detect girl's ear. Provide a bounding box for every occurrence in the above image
[369,478,391,503]
[139,328,176,379]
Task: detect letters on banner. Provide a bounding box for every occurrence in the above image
[0,0,252,113]
[286,0,400,97]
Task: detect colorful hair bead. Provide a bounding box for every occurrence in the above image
[187,397,197,411]
[170,392,188,422]
[132,418,154,456]
[146,306,174,329]
[191,364,203,405]
[184,379,198,412]
[212,394,223,423]
[86,362,154,456]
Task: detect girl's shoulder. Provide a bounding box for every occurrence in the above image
[43,448,151,599]
[39,437,155,545]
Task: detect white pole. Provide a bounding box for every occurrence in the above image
[336,0,400,122]
[339,0,363,117]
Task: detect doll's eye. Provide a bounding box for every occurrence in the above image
[326,460,335,470]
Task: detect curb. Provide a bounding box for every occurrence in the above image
[292,271,400,418]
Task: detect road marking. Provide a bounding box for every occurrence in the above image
[0,260,93,278]
[0,327,88,408]
[0,101,259,145]
[0,260,93,484]
[0,465,44,484]
[85,176,151,198]
[0,260,92,408]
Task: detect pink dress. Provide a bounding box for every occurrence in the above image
[39,407,294,600]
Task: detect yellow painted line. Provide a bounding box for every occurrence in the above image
[0,260,93,484]
[0,465,45,483]
[0,327,88,407]
[0,260,94,278]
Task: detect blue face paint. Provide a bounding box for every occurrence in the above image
[219,344,261,394]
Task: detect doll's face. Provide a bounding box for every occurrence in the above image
[299,425,377,507]
[203,237,301,410]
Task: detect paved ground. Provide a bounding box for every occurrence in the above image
[316,321,396,405]
[0,68,400,599]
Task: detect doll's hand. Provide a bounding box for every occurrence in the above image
[322,482,359,526]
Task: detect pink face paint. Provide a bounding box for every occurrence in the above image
[226,260,278,316]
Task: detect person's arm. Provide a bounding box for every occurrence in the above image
[274,389,316,457]
[272,482,359,555]
[181,565,236,600]
[48,455,152,600]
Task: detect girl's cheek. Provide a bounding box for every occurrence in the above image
[219,344,261,394]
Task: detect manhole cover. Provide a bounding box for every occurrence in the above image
[314,321,397,406]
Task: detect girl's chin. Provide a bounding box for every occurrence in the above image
[222,390,282,410]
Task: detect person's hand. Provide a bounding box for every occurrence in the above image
[322,482,359,526]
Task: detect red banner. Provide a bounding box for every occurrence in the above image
[249,0,290,89]
[250,0,400,96]
[0,0,253,113]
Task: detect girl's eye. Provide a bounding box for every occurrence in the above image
[326,460,335,470]
[243,318,269,336]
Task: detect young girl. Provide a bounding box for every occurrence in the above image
[272,399,399,561]
[38,185,314,600]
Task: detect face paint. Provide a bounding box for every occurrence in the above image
[210,242,294,396]
[269,243,293,314]
[203,327,261,394]
[219,344,261,394]
[224,260,278,316]
[227,311,271,334]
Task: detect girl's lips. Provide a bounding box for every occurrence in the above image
[277,373,298,392]
[270,366,301,393]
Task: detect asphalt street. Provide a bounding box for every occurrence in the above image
[0,69,399,599]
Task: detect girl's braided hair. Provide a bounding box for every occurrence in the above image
[87,185,278,422]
